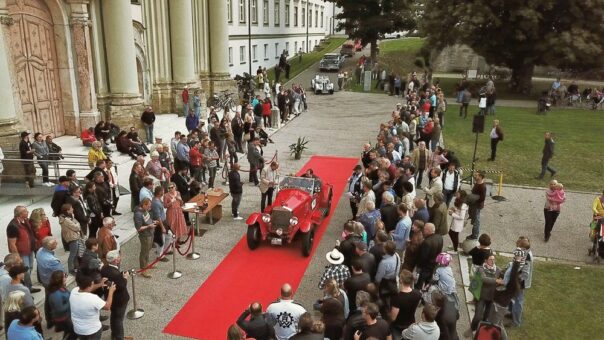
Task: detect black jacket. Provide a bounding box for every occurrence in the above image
[141,110,156,125]
[417,234,444,270]
[236,310,273,340]
[65,195,89,228]
[129,172,143,206]
[101,265,130,310]
[228,170,243,194]
[344,273,371,312]
[172,173,191,202]
[51,188,70,216]
[380,203,399,233]
[338,235,363,268]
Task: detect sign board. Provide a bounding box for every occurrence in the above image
[363,71,372,92]
[467,69,478,79]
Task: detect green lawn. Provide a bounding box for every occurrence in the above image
[490,258,604,339]
[442,105,604,191]
[265,37,347,84]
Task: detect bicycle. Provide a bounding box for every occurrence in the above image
[207,90,237,113]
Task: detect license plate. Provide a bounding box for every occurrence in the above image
[271,238,283,246]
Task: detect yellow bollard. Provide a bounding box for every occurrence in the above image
[492,172,506,201]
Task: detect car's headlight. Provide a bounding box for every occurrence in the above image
[262,214,271,223]
[289,217,299,226]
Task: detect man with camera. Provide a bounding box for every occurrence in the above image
[133,198,157,278]
[70,274,116,339]
[101,250,130,340]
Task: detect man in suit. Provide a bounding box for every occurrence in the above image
[229,163,244,220]
[101,250,130,340]
[247,138,264,186]
[259,161,279,212]
[236,302,273,340]
[231,111,244,153]
[66,185,90,236]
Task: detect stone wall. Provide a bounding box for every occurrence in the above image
[433,44,488,73]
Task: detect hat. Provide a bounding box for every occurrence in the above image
[436,252,452,266]
[9,265,27,278]
[20,131,30,138]
[325,249,344,265]
[353,165,363,171]
[155,136,162,140]
[355,241,368,251]
[396,103,402,107]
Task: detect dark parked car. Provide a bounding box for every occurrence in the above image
[319,53,344,72]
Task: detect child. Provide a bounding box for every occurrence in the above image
[545,181,566,211]
[469,233,493,268]
[423,252,458,310]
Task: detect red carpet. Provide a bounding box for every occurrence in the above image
[164,155,358,339]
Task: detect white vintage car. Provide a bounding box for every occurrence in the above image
[310,75,335,95]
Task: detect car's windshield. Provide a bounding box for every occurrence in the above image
[323,55,339,60]
[280,176,315,193]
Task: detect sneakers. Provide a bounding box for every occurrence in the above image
[42,182,53,187]
[233,216,244,220]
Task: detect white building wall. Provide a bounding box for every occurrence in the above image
[227,0,339,77]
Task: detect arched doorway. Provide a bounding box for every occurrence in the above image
[8,0,65,136]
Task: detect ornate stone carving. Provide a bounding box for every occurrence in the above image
[70,16,90,27]
[0,15,14,26]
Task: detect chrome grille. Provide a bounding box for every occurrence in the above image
[271,208,291,231]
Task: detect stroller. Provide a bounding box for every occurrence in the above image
[474,321,505,340]
[537,91,551,114]
[588,219,604,264]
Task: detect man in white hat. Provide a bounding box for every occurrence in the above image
[318,248,350,289]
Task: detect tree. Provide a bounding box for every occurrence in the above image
[420,0,604,94]
[327,0,416,61]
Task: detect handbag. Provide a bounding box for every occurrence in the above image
[76,237,86,258]
[589,220,599,240]
[469,271,483,300]
[243,132,251,142]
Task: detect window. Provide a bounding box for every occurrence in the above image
[308,8,312,28]
[275,43,279,59]
[240,46,246,64]
[301,6,305,27]
[227,0,233,22]
[274,0,280,26]
[315,10,318,27]
[321,9,324,28]
[263,0,269,25]
[228,47,233,66]
[252,45,257,61]
[285,42,289,55]
[239,0,246,23]
[294,5,298,26]
[264,44,269,60]
[285,2,290,26]
[294,41,298,53]
[251,0,258,23]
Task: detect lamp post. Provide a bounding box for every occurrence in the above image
[248,0,252,75]
[306,1,309,52]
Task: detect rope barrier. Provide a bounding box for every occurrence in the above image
[175,229,195,256]
[136,240,174,274]
[457,168,503,174]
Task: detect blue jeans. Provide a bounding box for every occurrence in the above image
[471,208,482,238]
[144,124,154,144]
[183,103,189,117]
[509,289,525,326]
[539,158,556,178]
[430,139,438,152]
[38,161,49,183]
[21,254,34,289]
[67,241,78,273]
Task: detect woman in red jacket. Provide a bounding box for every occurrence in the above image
[189,140,204,184]
[30,208,52,251]
[262,97,273,128]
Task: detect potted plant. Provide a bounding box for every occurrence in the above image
[289,136,309,160]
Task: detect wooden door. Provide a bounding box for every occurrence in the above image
[8,0,65,136]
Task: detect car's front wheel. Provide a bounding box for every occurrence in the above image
[247,223,260,250]
[324,188,333,217]
[301,225,316,257]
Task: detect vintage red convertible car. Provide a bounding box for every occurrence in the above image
[245,175,333,256]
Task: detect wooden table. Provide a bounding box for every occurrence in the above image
[184,193,229,234]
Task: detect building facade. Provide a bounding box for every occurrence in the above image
[227,0,342,77]
[0,0,232,144]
